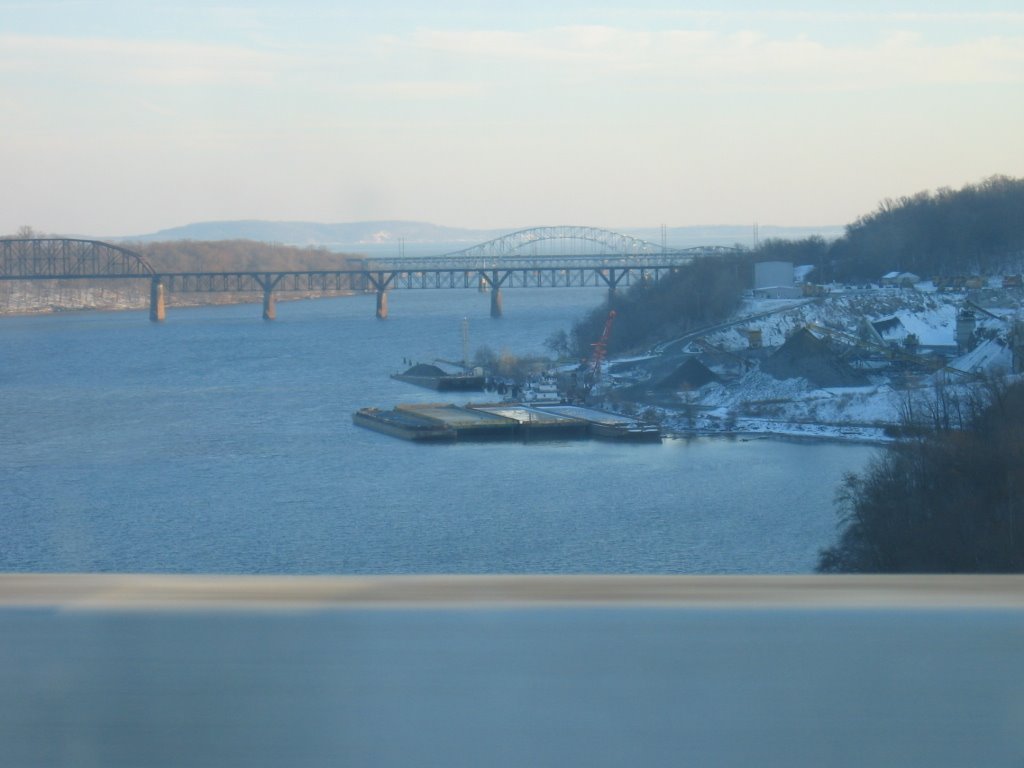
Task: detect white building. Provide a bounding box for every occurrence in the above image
[753,261,802,299]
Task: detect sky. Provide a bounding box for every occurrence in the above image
[2,0,1023,236]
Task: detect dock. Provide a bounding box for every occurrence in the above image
[354,402,660,443]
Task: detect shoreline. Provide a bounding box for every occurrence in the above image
[0,290,358,318]
[662,427,891,446]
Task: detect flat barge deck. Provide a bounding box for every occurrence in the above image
[395,403,519,440]
[354,403,661,443]
[536,405,662,442]
[470,405,589,440]
[390,363,485,391]
[352,407,456,442]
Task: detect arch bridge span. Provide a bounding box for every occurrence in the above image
[369,225,737,270]
[447,225,664,260]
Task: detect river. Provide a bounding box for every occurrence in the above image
[0,288,874,573]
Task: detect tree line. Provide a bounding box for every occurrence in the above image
[568,253,751,357]
[763,175,1024,282]
[1,228,360,274]
[818,378,1024,573]
[129,240,359,273]
[565,175,1024,356]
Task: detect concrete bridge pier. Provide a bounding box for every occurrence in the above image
[600,268,625,310]
[376,290,388,320]
[490,287,503,318]
[149,278,165,322]
[262,287,276,321]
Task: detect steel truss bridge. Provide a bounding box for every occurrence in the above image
[0,228,739,320]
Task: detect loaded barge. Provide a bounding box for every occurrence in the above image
[395,403,518,440]
[469,404,589,440]
[537,405,663,442]
[353,403,660,443]
[390,363,485,392]
[351,407,455,442]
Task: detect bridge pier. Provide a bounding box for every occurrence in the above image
[600,268,625,310]
[490,287,503,318]
[149,279,165,322]
[376,290,388,319]
[262,287,276,321]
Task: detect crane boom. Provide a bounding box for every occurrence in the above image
[590,310,616,379]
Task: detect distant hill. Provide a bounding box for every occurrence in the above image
[122,221,504,249]
[118,220,843,255]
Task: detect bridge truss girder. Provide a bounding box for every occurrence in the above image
[439,225,664,261]
[1,232,734,320]
[157,272,370,293]
[0,238,154,279]
[368,251,705,273]
[151,265,679,293]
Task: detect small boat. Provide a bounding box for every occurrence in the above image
[520,377,562,405]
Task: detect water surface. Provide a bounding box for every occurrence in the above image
[0,289,873,573]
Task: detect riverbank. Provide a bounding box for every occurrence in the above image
[661,422,891,446]
[0,284,356,316]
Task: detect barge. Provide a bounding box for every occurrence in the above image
[391,363,485,392]
[354,402,661,443]
[470,405,589,440]
[534,405,662,442]
[395,403,519,440]
[352,407,456,442]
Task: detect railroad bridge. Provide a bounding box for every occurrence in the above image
[0,227,739,320]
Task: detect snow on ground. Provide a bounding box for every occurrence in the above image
[708,289,963,351]
[680,370,902,437]
[631,287,1021,444]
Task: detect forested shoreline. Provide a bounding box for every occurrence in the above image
[569,175,1024,357]
[818,379,1024,573]
[760,175,1024,282]
[131,239,359,273]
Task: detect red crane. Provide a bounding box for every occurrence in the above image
[589,310,616,381]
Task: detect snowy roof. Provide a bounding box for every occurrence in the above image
[871,316,907,340]
[950,338,1013,374]
[894,305,955,346]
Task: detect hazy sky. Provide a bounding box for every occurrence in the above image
[2,1,1023,236]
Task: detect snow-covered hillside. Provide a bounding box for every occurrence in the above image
[612,286,1021,443]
